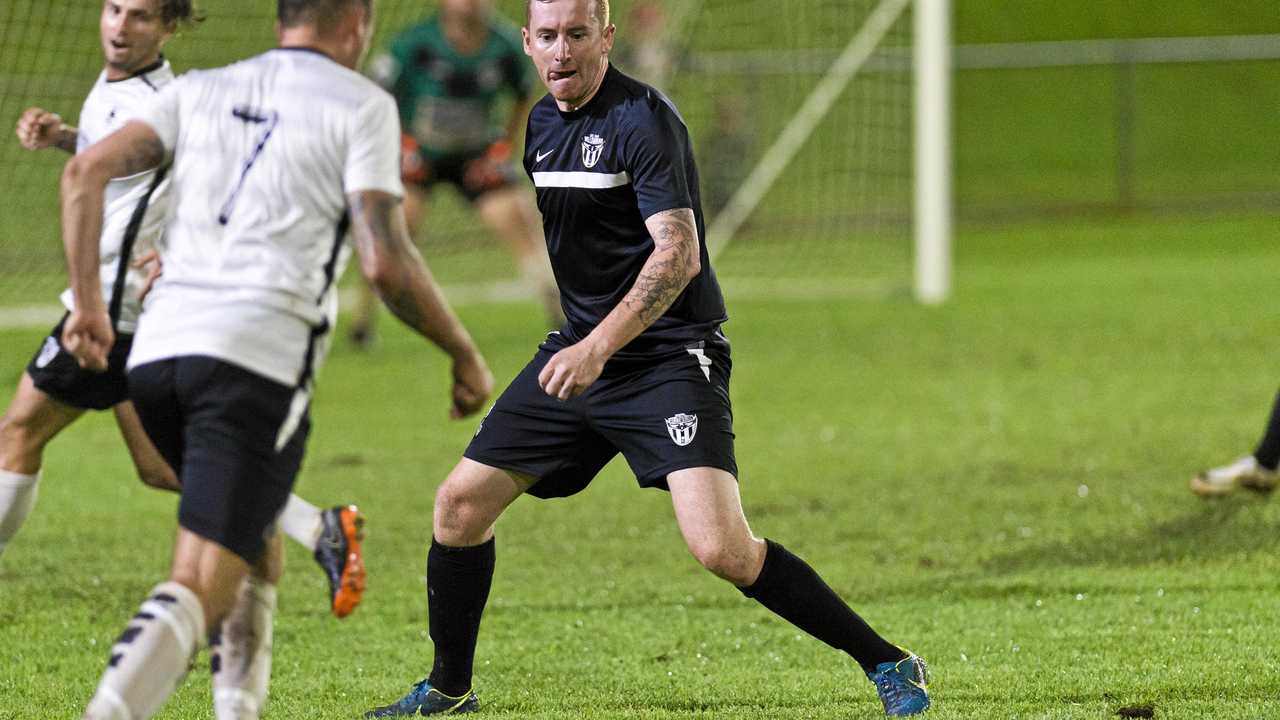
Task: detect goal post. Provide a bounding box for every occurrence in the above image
[914,0,953,304]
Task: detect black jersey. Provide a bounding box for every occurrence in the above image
[524,65,727,356]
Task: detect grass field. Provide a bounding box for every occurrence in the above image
[1,213,1277,718]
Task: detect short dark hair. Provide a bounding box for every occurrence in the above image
[278,0,371,31]
[158,0,205,27]
[526,0,610,28]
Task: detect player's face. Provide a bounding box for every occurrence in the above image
[523,0,615,111]
[99,0,172,79]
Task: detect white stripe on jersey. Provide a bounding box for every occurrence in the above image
[531,170,632,189]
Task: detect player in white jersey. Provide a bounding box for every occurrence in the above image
[61,1,493,718]
[0,0,371,620]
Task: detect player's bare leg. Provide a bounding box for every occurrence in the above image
[83,529,249,720]
[0,373,84,556]
[211,533,283,720]
[365,459,531,717]
[114,401,180,491]
[668,468,929,716]
[474,187,564,327]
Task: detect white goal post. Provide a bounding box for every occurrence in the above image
[704,0,953,304]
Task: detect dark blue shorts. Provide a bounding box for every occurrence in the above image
[26,313,132,411]
[464,334,737,498]
[128,357,309,563]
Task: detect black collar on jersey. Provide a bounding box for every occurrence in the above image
[555,62,618,119]
[274,46,338,63]
[106,55,165,84]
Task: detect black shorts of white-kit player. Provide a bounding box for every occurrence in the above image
[26,313,134,411]
[466,331,735,497]
[128,357,310,563]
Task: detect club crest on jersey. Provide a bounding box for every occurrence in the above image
[665,413,698,447]
[581,133,605,169]
[35,336,59,369]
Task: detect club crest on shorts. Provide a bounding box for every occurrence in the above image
[581,133,605,169]
[665,412,698,447]
[35,336,59,369]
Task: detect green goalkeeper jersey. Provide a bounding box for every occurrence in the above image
[368,15,533,158]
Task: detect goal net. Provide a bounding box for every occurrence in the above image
[0,0,947,325]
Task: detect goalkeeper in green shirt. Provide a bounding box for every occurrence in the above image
[353,0,562,345]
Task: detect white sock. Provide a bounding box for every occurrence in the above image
[0,469,40,557]
[212,576,277,720]
[83,581,206,720]
[277,494,322,552]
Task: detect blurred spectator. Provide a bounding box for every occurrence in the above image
[615,0,675,89]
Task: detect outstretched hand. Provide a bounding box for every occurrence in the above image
[61,309,114,372]
[450,351,494,419]
[537,340,607,401]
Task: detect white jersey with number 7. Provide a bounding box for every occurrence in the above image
[129,47,404,389]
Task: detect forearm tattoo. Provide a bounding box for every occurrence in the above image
[350,192,427,330]
[624,209,699,326]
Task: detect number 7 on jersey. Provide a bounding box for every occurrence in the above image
[218,105,279,225]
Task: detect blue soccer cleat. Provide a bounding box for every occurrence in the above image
[868,653,930,716]
[365,679,479,717]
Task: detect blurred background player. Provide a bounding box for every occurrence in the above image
[353,0,562,346]
[613,0,672,87]
[63,0,491,717]
[1190,388,1280,496]
[0,0,366,620]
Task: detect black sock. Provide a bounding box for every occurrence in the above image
[427,536,495,697]
[1253,389,1280,471]
[739,539,905,674]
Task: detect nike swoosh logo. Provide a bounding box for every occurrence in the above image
[536,149,555,162]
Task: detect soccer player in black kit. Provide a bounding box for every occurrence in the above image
[368,1,931,716]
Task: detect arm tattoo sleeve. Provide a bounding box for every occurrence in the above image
[349,191,428,331]
[623,209,700,326]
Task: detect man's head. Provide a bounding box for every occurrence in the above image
[523,0,614,111]
[276,0,374,69]
[99,0,199,78]
[440,0,494,25]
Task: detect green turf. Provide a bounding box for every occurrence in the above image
[1,213,1277,718]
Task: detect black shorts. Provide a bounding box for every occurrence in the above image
[26,313,132,411]
[410,148,519,203]
[128,357,310,563]
[465,335,737,498]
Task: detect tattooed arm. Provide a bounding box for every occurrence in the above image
[60,120,166,370]
[537,207,701,401]
[348,190,493,418]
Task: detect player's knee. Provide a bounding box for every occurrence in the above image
[687,536,757,586]
[432,480,490,544]
[0,410,48,465]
